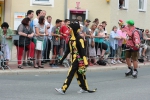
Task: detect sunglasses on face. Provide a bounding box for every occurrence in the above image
[99,25,103,27]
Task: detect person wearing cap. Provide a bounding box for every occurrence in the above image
[125,20,140,78]
[49,19,62,68]
[82,19,91,63]
[117,20,127,63]
[0,22,14,68]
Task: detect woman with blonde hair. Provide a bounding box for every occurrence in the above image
[94,24,108,58]
[89,23,97,65]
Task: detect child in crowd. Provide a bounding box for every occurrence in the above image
[109,26,121,64]
[89,23,97,65]
[117,25,127,63]
[50,19,62,68]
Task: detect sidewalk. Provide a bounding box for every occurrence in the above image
[1,46,149,75]
[0,62,149,75]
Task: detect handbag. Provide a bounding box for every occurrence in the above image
[14,36,30,47]
[35,40,44,50]
[14,25,31,47]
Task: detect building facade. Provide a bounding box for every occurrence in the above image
[1,0,150,32]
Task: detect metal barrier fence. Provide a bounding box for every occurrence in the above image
[0,34,150,70]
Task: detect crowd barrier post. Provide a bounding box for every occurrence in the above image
[1,33,150,70]
[49,39,53,60]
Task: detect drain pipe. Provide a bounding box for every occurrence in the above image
[64,0,68,19]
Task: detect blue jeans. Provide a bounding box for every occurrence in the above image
[109,44,118,58]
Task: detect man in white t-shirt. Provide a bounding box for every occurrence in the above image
[33,9,43,33]
[77,16,84,37]
[43,16,53,63]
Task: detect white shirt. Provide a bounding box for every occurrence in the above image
[33,18,38,33]
[45,21,53,40]
[80,24,83,27]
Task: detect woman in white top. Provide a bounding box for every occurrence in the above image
[34,16,48,68]
[89,23,97,65]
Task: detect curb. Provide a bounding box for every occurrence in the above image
[0,63,149,75]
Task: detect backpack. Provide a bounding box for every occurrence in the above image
[97,60,106,66]
[135,28,144,40]
[138,58,144,63]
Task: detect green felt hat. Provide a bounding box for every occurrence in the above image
[126,20,134,26]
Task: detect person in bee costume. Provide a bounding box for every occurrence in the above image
[55,20,97,95]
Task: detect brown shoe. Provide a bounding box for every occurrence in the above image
[89,62,93,66]
[38,66,44,68]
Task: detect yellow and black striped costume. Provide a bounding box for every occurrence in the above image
[59,21,96,93]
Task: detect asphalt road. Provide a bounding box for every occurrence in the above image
[0,66,150,100]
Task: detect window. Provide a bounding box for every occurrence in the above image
[32,0,54,6]
[119,0,128,9]
[138,0,147,11]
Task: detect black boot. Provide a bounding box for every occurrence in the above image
[125,67,133,76]
[132,69,138,78]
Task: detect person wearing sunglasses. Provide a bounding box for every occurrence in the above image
[142,29,150,60]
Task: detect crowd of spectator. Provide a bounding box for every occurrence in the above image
[0,9,150,71]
